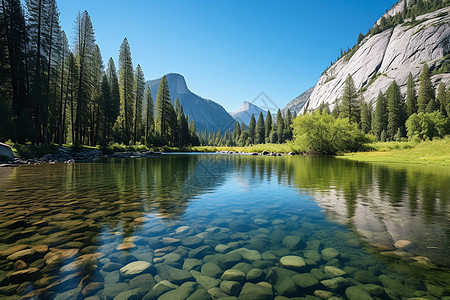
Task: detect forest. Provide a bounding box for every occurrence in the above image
[0,0,199,148]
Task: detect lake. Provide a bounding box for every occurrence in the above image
[0,154,448,299]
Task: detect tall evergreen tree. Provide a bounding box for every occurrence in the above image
[106,57,120,142]
[340,74,359,123]
[417,63,434,113]
[436,81,447,117]
[233,121,241,145]
[74,10,96,146]
[248,114,256,144]
[133,64,145,144]
[99,74,110,145]
[117,37,134,144]
[155,75,171,141]
[144,86,154,144]
[360,101,371,134]
[276,109,284,143]
[386,81,404,139]
[255,111,265,144]
[372,91,388,139]
[265,110,272,140]
[406,73,417,117]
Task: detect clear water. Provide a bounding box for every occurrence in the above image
[0,154,449,299]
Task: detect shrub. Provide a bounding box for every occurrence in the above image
[292,111,368,154]
[406,112,450,140]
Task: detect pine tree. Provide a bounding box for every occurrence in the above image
[340,74,359,123]
[255,111,265,144]
[417,63,434,113]
[117,38,134,144]
[144,86,154,144]
[372,91,388,139]
[106,58,120,142]
[386,81,404,139]
[406,73,417,117]
[248,114,256,144]
[436,81,447,117]
[265,110,272,140]
[100,74,110,145]
[74,10,96,146]
[155,75,172,142]
[133,64,145,144]
[233,121,241,144]
[360,101,372,134]
[276,109,284,143]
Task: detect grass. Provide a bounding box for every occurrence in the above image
[190,143,295,154]
[337,137,450,166]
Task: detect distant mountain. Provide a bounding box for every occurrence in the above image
[282,87,314,116]
[146,73,235,132]
[230,101,267,126]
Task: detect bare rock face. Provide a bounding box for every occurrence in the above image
[301,6,450,113]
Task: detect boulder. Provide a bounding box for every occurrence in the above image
[0,143,15,161]
[239,282,273,300]
[119,261,154,279]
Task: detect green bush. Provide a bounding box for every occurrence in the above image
[406,112,450,140]
[13,143,59,159]
[292,111,368,154]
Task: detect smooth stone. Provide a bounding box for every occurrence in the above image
[161,252,182,265]
[129,273,156,290]
[229,248,262,261]
[221,269,246,281]
[207,287,229,299]
[119,261,153,278]
[345,286,374,300]
[14,260,27,270]
[239,282,273,300]
[215,244,232,253]
[157,264,194,285]
[261,251,277,261]
[191,270,220,290]
[220,280,241,296]
[292,273,320,289]
[182,236,203,248]
[394,240,413,249]
[188,245,210,259]
[186,288,210,300]
[267,267,298,297]
[324,266,346,277]
[105,271,120,284]
[7,249,40,263]
[162,237,181,246]
[201,263,223,278]
[175,226,191,234]
[321,248,340,260]
[113,288,146,300]
[280,256,306,270]
[282,236,306,250]
[183,258,203,271]
[320,277,348,290]
[143,280,177,300]
[0,245,28,259]
[158,282,197,300]
[246,268,264,282]
[361,284,385,296]
[82,282,103,297]
[117,242,136,251]
[232,262,253,274]
[7,268,40,283]
[218,252,243,269]
[102,262,123,272]
[229,220,251,232]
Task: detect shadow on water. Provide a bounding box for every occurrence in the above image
[0,154,448,298]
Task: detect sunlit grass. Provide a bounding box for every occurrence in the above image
[337,137,450,166]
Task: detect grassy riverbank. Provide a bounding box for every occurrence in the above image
[336,137,450,166]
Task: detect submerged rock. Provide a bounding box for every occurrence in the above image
[321,248,340,260]
[239,282,273,300]
[292,273,319,289]
[221,269,246,281]
[119,261,154,278]
[280,255,306,270]
[345,286,374,300]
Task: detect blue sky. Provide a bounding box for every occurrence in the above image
[58,0,398,112]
